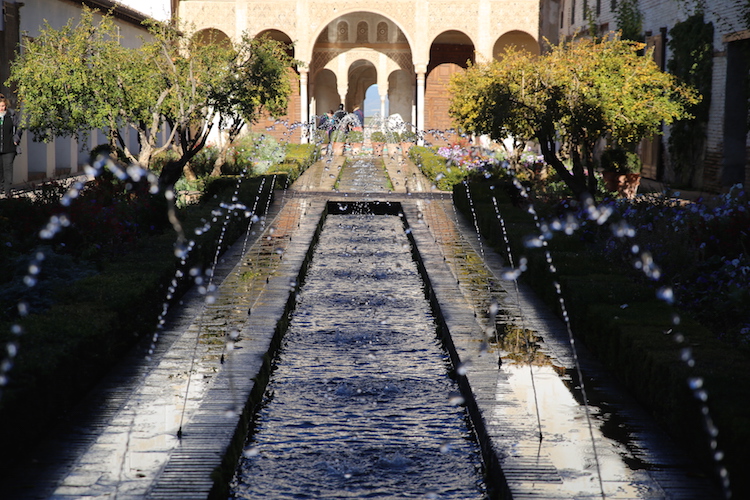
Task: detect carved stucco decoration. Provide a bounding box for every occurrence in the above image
[310,47,411,84]
[245,3,298,33]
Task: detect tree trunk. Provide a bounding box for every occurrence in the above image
[538,135,588,199]
[159,157,189,189]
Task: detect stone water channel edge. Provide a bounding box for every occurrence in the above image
[0,151,724,499]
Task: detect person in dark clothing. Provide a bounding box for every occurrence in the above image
[0,95,22,197]
[332,103,346,126]
[352,106,364,129]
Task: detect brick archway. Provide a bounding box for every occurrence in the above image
[424,63,463,145]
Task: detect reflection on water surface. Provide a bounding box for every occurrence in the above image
[232,213,486,499]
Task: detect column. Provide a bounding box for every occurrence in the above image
[416,69,426,146]
[46,140,55,180]
[299,69,309,144]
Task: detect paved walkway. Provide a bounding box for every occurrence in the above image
[0,150,722,499]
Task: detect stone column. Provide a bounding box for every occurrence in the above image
[416,67,426,146]
[299,69,309,143]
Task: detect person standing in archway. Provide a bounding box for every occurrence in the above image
[353,105,364,130]
[0,95,22,198]
[333,104,346,128]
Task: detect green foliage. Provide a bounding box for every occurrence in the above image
[408,146,467,190]
[7,9,295,187]
[330,129,347,143]
[385,130,400,143]
[314,129,329,143]
[449,37,699,199]
[370,131,387,143]
[400,130,417,143]
[614,0,644,42]
[599,148,642,174]
[667,13,713,185]
[188,146,222,178]
[274,143,320,181]
[347,130,364,143]
[231,134,286,174]
[208,34,297,173]
[7,9,126,143]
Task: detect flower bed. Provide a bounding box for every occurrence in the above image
[408,144,486,190]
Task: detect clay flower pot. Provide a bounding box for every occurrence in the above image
[602,171,641,199]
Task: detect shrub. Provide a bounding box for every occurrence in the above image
[330,129,346,143]
[347,130,363,143]
[408,145,469,190]
[272,143,320,181]
[370,131,386,143]
[600,148,642,174]
[401,130,417,143]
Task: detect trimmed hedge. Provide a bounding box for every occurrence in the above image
[408,145,468,190]
[274,143,320,182]
[454,178,750,498]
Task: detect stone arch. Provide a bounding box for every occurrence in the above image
[312,69,340,118]
[427,30,475,74]
[256,29,295,58]
[425,62,463,144]
[302,10,415,62]
[249,29,300,141]
[191,28,232,49]
[424,31,473,142]
[388,69,413,124]
[493,30,540,59]
[309,12,415,122]
[346,59,377,112]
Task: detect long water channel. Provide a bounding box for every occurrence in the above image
[231,209,487,498]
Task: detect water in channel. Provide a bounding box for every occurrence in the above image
[231,211,487,499]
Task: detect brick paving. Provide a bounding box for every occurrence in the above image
[0,150,723,499]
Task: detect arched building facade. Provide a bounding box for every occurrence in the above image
[178,0,556,143]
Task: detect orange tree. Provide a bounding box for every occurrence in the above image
[449,36,700,199]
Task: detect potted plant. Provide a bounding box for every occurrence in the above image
[347,129,364,155]
[370,131,386,156]
[400,129,417,155]
[330,129,346,156]
[600,147,642,199]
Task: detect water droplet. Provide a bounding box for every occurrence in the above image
[656,287,674,304]
[524,236,544,248]
[6,342,18,358]
[449,393,465,405]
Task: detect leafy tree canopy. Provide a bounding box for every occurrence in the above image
[7,7,296,187]
[449,35,700,199]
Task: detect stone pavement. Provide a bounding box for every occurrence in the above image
[0,150,723,499]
